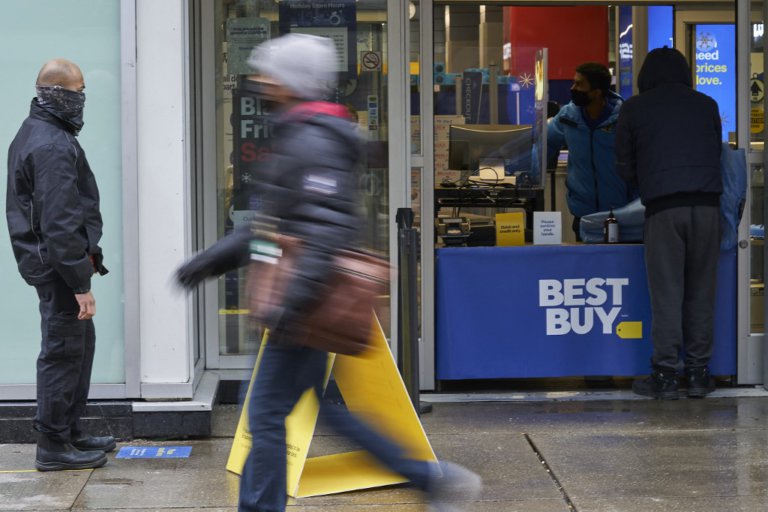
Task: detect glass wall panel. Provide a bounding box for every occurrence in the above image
[212,1,391,356]
[433,3,549,250]
[0,0,124,384]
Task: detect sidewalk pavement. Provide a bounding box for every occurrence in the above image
[3,389,768,511]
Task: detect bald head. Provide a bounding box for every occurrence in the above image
[36,59,84,92]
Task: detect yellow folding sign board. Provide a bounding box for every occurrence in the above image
[226,316,437,498]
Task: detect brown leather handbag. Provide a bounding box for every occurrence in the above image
[248,235,389,356]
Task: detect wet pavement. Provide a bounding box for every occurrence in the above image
[3,391,768,511]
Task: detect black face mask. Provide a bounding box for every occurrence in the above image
[36,85,85,134]
[570,89,592,107]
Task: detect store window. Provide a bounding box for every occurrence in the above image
[212,1,390,357]
[693,24,737,142]
[433,4,552,248]
[0,0,124,385]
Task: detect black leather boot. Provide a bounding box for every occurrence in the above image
[35,434,107,472]
[632,367,679,400]
[72,434,116,453]
[686,367,716,398]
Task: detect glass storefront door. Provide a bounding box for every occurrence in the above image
[749,12,765,338]
[750,0,768,386]
[197,0,763,384]
[201,1,391,368]
[421,1,759,386]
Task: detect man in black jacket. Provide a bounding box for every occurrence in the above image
[616,47,722,400]
[6,59,113,470]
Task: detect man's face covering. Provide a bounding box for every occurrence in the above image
[36,85,86,134]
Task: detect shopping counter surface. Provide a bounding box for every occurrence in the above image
[436,244,737,380]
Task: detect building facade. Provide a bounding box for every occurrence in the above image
[0,1,766,431]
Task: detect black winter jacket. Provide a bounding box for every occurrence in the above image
[178,101,363,341]
[6,100,103,293]
[259,102,362,330]
[615,47,722,216]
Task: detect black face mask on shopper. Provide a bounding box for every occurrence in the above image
[570,89,592,107]
[36,85,86,135]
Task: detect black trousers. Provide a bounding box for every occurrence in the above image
[34,278,96,443]
[644,205,721,371]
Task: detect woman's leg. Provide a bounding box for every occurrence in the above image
[238,344,328,512]
[316,394,432,491]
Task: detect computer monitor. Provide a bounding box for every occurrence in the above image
[448,124,533,176]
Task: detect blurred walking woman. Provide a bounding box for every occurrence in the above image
[176,33,481,512]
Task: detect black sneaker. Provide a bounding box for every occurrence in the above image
[686,367,716,398]
[632,368,679,400]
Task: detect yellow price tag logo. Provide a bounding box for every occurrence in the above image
[616,321,642,339]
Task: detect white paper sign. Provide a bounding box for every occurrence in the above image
[291,27,347,72]
[534,211,562,245]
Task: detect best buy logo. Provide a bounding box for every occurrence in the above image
[539,278,641,338]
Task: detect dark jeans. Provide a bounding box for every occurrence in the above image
[239,342,432,512]
[644,205,721,371]
[34,277,95,443]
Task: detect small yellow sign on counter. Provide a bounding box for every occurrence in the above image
[495,211,525,246]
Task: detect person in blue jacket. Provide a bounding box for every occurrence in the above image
[547,62,636,239]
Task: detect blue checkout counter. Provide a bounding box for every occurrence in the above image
[436,245,737,380]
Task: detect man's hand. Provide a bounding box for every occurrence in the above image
[75,291,96,320]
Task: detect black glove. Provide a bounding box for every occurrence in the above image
[175,256,214,289]
[175,226,251,290]
[91,253,109,276]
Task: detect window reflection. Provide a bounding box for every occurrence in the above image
[212,1,392,356]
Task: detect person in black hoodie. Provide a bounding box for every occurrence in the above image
[6,59,113,470]
[176,34,481,512]
[616,47,722,400]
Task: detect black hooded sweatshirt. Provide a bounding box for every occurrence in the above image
[615,47,722,217]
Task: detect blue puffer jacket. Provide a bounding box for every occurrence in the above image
[547,91,636,218]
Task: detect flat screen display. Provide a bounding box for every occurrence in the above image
[448,124,533,176]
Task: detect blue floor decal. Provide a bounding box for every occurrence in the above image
[116,446,192,459]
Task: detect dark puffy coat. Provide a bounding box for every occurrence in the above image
[258,102,362,327]
[6,100,102,293]
[175,101,363,339]
[615,47,722,216]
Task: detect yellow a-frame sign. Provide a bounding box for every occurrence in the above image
[226,317,437,498]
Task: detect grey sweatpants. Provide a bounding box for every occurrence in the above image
[644,205,721,371]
